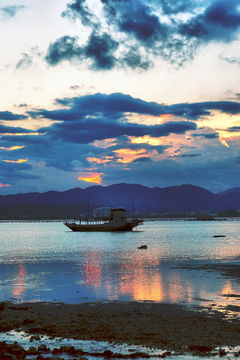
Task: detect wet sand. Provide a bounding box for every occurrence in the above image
[1,300,240,353]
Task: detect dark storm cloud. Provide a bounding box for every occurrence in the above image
[0,5,25,19]
[225,126,240,132]
[178,153,202,157]
[61,0,95,26]
[85,32,118,70]
[0,125,31,134]
[192,132,219,139]
[28,93,166,120]
[107,140,168,154]
[45,36,83,66]
[54,98,73,107]
[122,49,153,70]
[116,2,168,45]
[38,118,196,144]
[0,161,32,172]
[159,0,205,15]
[45,33,118,70]
[49,0,240,70]
[7,92,240,177]
[0,111,28,121]
[29,93,240,122]
[168,101,240,119]
[0,161,40,182]
[179,0,240,43]
[131,157,153,163]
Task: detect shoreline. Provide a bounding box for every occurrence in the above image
[1,300,240,354]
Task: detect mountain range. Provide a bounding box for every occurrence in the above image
[0,183,240,220]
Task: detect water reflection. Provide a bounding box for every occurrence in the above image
[0,220,240,308]
[13,264,26,299]
[118,256,163,301]
[85,251,102,287]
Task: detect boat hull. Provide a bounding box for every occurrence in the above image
[64,220,141,232]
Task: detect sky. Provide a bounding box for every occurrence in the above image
[1,0,240,195]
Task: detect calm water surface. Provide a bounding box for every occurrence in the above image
[0,219,240,306]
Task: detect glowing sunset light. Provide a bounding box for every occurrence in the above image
[13,264,26,299]
[87,156,113,164]
[131,136,161,146]
[113,149,148,163]
[219,138,230,148]
[84,251,102,288]
[0,146,25,151]
[93,138,117,148]
[158,114,173,124]
[78,172,103,184]
[3,133,43,136]
[0,183,10,188]
[3,159,28,164]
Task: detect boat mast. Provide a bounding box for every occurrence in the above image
[87,197,89,224]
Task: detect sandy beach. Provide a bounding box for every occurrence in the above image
[1,300,240,355]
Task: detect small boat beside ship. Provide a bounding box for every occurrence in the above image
[64,207,143,232]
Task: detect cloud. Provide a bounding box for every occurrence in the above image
[85,32,118,70]
[62,0,97,27]
[45,32,118,70]
[131,157,153,163]
[0,125,34,134]
[179,0,240,43]
[192,132,219,139]
[14,103,28,108]
[220,54,240,66]
[122,49,153,70]
[16,53,33,70]
[225,126,240,132]
[2,92,240,193]
[29,93,240,122]
[0,5,25,19]
[45,36,83,66]
[38,117,197,144]
[46,0,240,70]
[115,2,168,45]
[178,153,202,157]
[159,0,207,15]
[0,111,28,121]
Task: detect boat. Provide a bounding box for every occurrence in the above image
[64,207,143,232]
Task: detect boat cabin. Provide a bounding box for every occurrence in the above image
[110,208,127,222]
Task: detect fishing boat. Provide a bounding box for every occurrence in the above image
[64,208,143,232]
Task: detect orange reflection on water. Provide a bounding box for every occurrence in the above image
[221,280,233,296]
[85,252,102,288]
[119,255,163,302]
[13,264,26,299]
[167,271,192,303]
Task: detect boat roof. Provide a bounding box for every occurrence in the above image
[111,208,126,212]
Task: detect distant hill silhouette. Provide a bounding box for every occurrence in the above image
[0,183,239,219]
[218,187,240,195]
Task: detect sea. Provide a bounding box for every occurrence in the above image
[0,218,240,358]
[0,218,240,305]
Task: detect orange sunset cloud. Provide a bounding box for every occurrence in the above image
[113,149,149,163]
[2,159,28,163]
[0,183,10,188]
[78,172,103,184]
[0,146,25,151]
[87,156,113,164]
